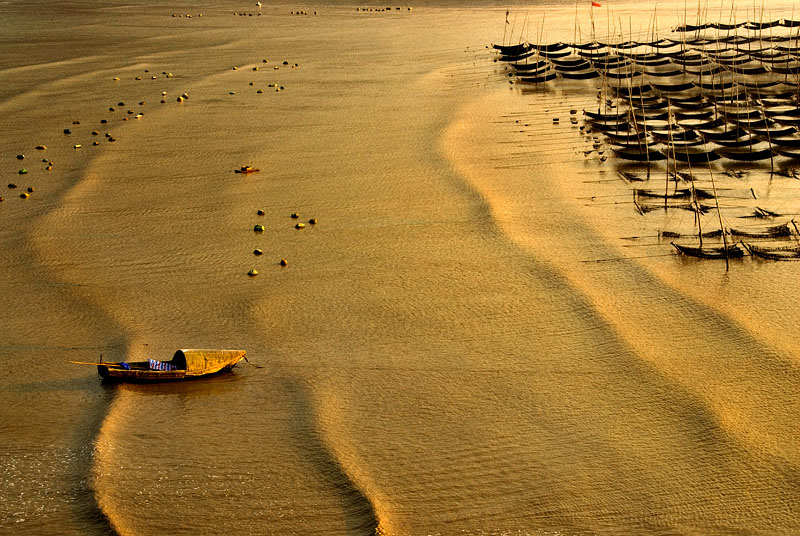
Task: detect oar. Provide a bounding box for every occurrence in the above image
[69,361,125,367]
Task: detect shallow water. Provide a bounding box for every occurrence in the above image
[1,0,799,534]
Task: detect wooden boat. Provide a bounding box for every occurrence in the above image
[729,222,793,238]
[671,242,745,259]
[235,166,260,174]
[662,144,721,163]
[517,72,558,84]
[742,242,800,260]
[492,42,532,56]
[716,143,775,161]
[87,349,247,383]
[612,144,667,161]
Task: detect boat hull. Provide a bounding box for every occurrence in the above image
[97,349,246,383]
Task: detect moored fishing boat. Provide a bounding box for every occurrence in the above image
[730,222,794,238]
[72,349,248,383]
[742,242,800,260]
[671,242,745,258]
[235,165,260,174]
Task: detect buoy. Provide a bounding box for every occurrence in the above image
[248,269,258,276]
[257,90,263,94]
[257,209,265,215]
[35,145,46,150]
[18,169,27,174]
[280,259,288,266]
[254,248,263,256]
[16,154,24,160]
[72,120,80,125]
[20,192,30,199]
[27,186,34,193]
[177,96,184,102]
[290,212,299,219]
[100,119,108,124]
[8,183,17,188]
[254,224,265,232]
[113,77,120,81]
[308,218,317,224]
[64,128,71,134]
[74,144,81,149]
[295,223,305,229]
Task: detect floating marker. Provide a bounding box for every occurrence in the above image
[254,248,263,256]
[295,223,305,229]
[280,259,288,266]
[254,224,265,232]
[248,269,258,276]
[290,212,299,219]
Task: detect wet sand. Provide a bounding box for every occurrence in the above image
[1,0,799,534]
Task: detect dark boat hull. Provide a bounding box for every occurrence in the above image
[98,363,240,383]
[671,242,745,258]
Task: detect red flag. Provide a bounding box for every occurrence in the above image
[591,1,601,6]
